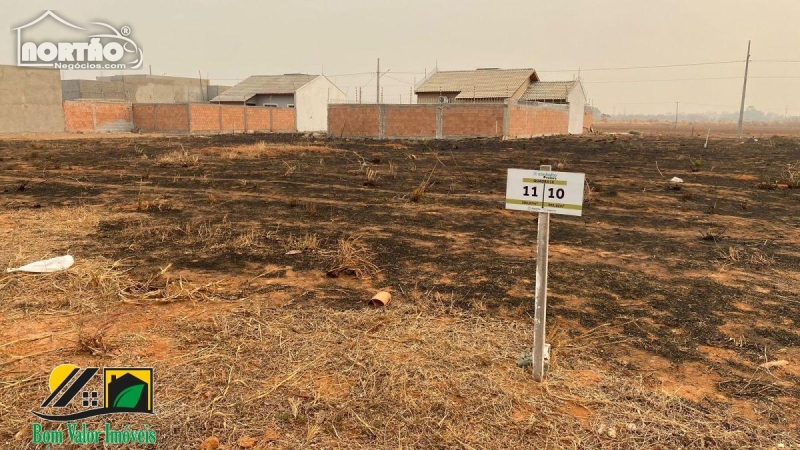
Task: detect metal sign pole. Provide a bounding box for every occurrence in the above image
[532,164,551,382]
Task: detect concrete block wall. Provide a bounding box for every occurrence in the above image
[0,65,65,133]
[132,104,295,133]
[507,103,570,138]
[584,108,594,132]
[63,101,133,132]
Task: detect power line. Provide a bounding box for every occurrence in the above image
[382,74,413,84]
[584,76,741,83]
[538,60,745,73]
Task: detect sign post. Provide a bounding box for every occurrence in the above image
[505,165,585,382]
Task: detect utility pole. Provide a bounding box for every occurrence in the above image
[737,40,751,139]
[376,58,380,104]
[675,102,679,128]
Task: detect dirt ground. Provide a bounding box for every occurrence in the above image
[0,131,798,449]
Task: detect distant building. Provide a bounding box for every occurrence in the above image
[415,68,587,134]
[62,75,229,104]
[211,74,345,132]
[519,80,587,134]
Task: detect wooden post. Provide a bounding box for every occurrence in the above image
[533,164,551,382]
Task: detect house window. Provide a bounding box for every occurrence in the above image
[263,104,278,108]
[287,104,295,108]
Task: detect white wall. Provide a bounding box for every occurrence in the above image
[567,82,587,134]
[295,76,346,132]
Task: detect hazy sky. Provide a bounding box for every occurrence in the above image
[3,0,800,115]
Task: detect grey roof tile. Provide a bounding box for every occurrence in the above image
[520,81,577,101]
[211,74,317,102]
[415,68,537,99]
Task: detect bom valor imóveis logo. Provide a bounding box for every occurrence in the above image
[30,364,157,445]
[13,10,143,70]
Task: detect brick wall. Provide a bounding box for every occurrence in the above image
[132,104,155,130]
[272,108,296,132]
[131,103,295,133]
[156,104,189,132]
[63,102,94,131]
[246,108,271,131]
[441,105,506,137]
[584,108,594,132]
[94,102,132,132]
[189,104,221,132]
[329,104,515,139]
[384,105,437,138]
[221,106,245,132]
[328,105,380,137]
[63,101,133,132]
[507,103,570,138]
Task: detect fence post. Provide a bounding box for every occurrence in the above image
[378,104,385,139]
[243,106,249,133]
[435,106,443,139]
[186,103,192,134]
[91,103,97,131]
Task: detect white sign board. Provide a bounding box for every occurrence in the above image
[505,169,585,216]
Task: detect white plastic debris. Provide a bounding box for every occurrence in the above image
[6,255,74,273]
[670,177,684,184]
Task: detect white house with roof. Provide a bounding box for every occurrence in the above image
[415,68,587,134]
[211,74,345,132]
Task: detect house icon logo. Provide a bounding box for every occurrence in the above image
[32,365,154,422]
[12,10,144,70]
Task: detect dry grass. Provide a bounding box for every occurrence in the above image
[286,233,320,252]
[4,301,789,448]
[283,161,297,177]
[364,168,381,185]
[156,145,199,166]
[716,245,774,266]
[212,143,333,160]
[74,322,114,356]
[781,162,800,188]
[325,235,379,278]
[123,217,275,253]
[410,181,428,202]
[410,163,438,203]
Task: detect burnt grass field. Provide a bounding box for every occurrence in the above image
[0,132,799,448]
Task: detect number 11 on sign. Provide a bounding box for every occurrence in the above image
[505,166,585,381]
